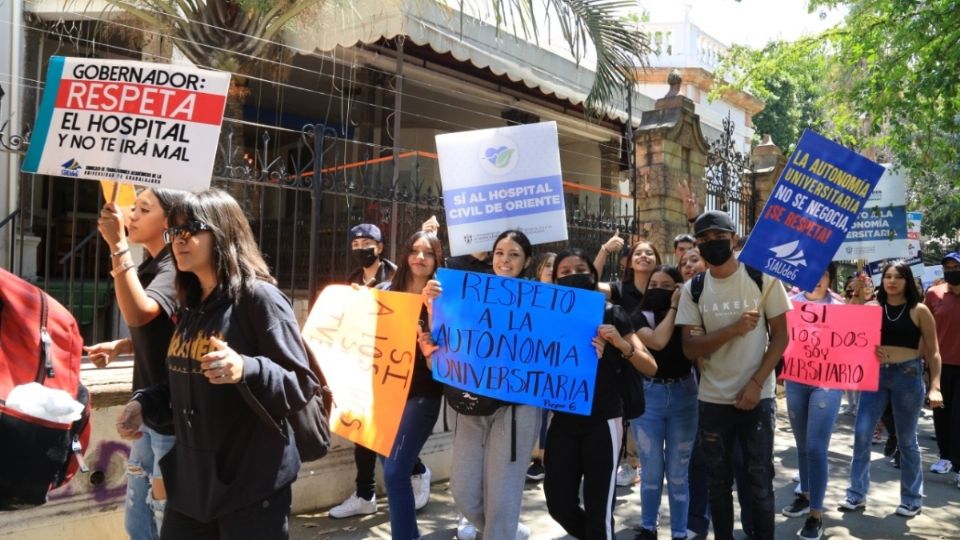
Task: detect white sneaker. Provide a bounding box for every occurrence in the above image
[412,465,432,510]
[955,472,960,489]
[457,516,478,540]
[615,464,639,487]
[328,492,376,518]
[516,523,530,540]
[792,472,801,483]
[930,459,953,474]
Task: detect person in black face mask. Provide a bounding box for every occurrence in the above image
[346,223,397,287]
[544,248,657,540]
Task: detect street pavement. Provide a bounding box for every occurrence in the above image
[291,400,960,539]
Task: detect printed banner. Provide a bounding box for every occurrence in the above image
[781,302,881,391]
[922,265,943,290]
[430,268,604,415]
[436,122,567,256]
[301,285,424,456]
[835,165,909,261]
[23,56,229,191]
[739,129,885,291]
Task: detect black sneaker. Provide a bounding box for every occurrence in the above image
[782,494,811,518]
[838,497,866,512]
[895,503,921,517]
[525,459,545,482]
[633,528,657,540]
[797,516,823,539]
[883,435,898,457]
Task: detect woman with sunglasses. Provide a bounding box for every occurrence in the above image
[86,187,185,540]
[115,189,318,539]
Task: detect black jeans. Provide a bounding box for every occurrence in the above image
[933,365,960,469]
[699,399,776,540]
[355,445,426,500]
[160,484,291,540]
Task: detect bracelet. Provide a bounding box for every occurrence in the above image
[111,260,137,278]
[668,306,678,311]
[621,345,635,359]
[111,247,130,258]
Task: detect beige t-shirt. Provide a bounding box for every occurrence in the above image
[675,264,792,405]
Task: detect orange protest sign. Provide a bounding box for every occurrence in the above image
[99,180,137,208]
[302,285,423,456]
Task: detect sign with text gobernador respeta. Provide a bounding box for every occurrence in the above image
[430,269,605,415]
[436,122,567,257]
[22,57,229,191]
[738,129,886,292]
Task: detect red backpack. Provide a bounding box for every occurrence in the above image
[0,268,91,508]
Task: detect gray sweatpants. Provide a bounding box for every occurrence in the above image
[450,404,541,540]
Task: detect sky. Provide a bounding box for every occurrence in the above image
[642,0,848,48]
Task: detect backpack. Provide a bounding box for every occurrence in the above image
[0,268,92,508]
[234,288,333,462]
[690,264,764,304]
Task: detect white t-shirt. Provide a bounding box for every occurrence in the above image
[676,264,792,405]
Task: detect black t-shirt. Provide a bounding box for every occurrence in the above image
[636,312,693,380]
[553,303,634,425]
[127,246,177,434]
[611,280,644,317]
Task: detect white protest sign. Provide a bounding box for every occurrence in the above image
[922,265,943,290]
[23,57,230,191]
[436,122,567,256]
[835,164,908,261]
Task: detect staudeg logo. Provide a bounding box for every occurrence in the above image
[478,134,519,176]
[769,240,807,267]
[61,158,82,177]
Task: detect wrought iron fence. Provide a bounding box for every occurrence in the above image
[705,114,755,236]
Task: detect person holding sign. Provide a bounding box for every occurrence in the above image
[543,248,656,540]
[371,230,446,540]
[840,261,943,518]
[85,187,184,540]
[675,211,792,540]
[780,264,844,540]
[115,189,318,539]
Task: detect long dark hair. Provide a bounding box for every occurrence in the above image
[552,248,599,288]
[876,261,921,308]
[149,188,186,220]
[640,265,684,322]
[169,189,275,307]
[534,252,557,281]
[622,240,663,284]
[389,231,444,293]
[493,229,533,278]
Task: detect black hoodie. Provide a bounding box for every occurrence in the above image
[135,281,317,522]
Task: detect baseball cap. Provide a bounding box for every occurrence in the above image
[942,252,960,265]
[350,223,382,242]
[693,210,736,237]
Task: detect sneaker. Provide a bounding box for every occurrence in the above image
[797,516,823,540]
[328,492,377,518]
[792,472,801,483]
[526,459,546,481]
[782,494,811,518]
[895,503,921,517]
[412,465,431,510]
[685,530,707,540]
[838,497,865,511]
[931,458,953,474]
[955,472,960,489]
[633,528,657,540]
[883,436,898,457]
[457,516,477,540]
[616,464,640,487]
[891,449,901,469]
[516,523,530,540]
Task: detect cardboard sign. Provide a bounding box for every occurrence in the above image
[23,57,229,191]
[100,180,138,208]
[739,129,885,291]
[436,122,567,256]
[430,268,604,415]
[301,285,424,456]
[780,302,881,391]
[835,165,909,261]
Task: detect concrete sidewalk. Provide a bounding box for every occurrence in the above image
[291,402,960,539]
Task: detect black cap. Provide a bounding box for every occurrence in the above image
[350,223,382,242]
[693,210,736,237]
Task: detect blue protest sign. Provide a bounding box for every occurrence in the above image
[430,268,604,415]
[739,129,886,291]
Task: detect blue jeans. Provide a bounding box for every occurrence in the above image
[785,381,842,511]
[633,375,698,537]
[125,426,176,540]
[382,396,441,540]
[847,359,925,507]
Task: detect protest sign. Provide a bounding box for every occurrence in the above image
[23,57,229,191]
[436,122,567,256]
[430,268,605,415]
[922,265,943,290]
[906,211,924,277]
[100,180,137,208]
[739,129,886,292]
[835,165,908,261]
[301,285,423,456]
[780,302,881,391]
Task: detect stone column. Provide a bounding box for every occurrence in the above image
[750,133,787,220]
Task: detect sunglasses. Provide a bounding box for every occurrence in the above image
[164,220,213,244]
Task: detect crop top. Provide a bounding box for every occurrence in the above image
[880,303,922,348]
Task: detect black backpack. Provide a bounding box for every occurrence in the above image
[689,264,764,303]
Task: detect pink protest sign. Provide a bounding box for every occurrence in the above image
[781,302,881,391]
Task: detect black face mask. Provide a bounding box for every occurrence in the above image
[351,247,379,268]
[556,273,596,290]
[641,287,674,314]
[944,269,960,286]
[699,239,733,266]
